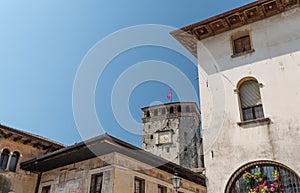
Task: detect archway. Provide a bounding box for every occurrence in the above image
[225,160,300,193]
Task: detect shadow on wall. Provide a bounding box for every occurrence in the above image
[0,174,12,193]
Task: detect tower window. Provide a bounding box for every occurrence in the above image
[169,107,174,114]
[146,111,150,117]
[178,105,181,112]
[154,109,158,116]
[238,78,264,121]
[161,108,165,114]
[186,106,190,112]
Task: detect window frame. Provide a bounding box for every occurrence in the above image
[39,182,52,193]
[8,151,20,172]
[0,149,10,171]
[158,185,167,193]
[237,78,264,122]
[231,31,255,58]
[90,173,103,193]
[41,185,51,193]
[134,177,145,193]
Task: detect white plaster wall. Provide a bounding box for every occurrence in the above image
[197,7,300,193]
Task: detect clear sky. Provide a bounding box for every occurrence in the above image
[0,0,254,146]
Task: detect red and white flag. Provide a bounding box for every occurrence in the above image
[167,90,172,100]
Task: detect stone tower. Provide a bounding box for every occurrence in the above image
[141,102,202,169]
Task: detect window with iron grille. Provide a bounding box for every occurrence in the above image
[233,35,251,54]
[238,79,264,121]
[158,185,167,193]
[226,161,300,193]
[90,173,103,193]
[134,177,145,193]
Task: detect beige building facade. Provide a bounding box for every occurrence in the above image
[172,0,300,192]
[21,134,206,193]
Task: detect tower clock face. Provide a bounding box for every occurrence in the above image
[158,131,172,144]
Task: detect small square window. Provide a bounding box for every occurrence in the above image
[233,35,251,54]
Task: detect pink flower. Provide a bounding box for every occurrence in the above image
[270,187,275,192]
[264,186,268,190]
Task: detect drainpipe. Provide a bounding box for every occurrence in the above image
[34,172,42,193]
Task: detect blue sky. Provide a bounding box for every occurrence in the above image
[0,0,254,146]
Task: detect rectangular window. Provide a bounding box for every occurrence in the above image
[233,35,251,54]
[158,185,167,193]
[134,177,145,193]
[41,186,51,193]
[90,173,103,193]
[242,104,264,121]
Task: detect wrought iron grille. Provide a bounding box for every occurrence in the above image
[226,161,300,193]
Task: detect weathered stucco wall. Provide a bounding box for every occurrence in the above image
[197,7,300,193]
[39,152,206,193]
[0,137,48,193]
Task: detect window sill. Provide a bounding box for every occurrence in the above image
[237,117,270,126]
[231,49,255,58]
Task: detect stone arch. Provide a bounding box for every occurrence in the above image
[225,160,300,193]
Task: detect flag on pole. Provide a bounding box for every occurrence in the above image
[167,90,172,100]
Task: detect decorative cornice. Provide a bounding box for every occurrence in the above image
[170,0,299,57]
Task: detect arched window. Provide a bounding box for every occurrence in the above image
[238,78,264,121]
[177,105,181,113]
[8,151,20,172]
[225,161,300,193]
[169,106,174,114]
[0,149,10,170]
